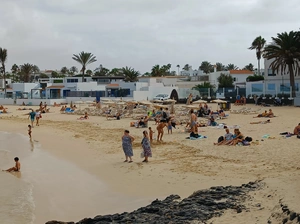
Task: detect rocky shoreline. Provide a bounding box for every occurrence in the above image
[46,181,263,224]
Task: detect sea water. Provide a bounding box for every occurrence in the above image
[0,132,151,224]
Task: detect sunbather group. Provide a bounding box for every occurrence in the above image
[253,109,274,118]
[214,128,247,146]
[0,105,8,113]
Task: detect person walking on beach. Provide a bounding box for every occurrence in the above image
[122,130,134,163]
[28,125,32,139]
[2,157,21,172]
[141,130,152,163]
[28,109,36,127]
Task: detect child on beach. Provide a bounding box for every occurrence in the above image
[148,127,154,141]
[167,120,172,134]
[3,157,21,172]
[122,130,135,163]
[28,125,32,139]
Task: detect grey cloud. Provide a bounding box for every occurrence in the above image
[0,0,300,73]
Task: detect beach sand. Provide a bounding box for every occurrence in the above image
[0,103,299,223]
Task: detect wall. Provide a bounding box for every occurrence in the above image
[0,98,14,105]
[15,99,67,106]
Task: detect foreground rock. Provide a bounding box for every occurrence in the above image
[46,181,261,224]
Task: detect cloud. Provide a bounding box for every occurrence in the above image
[0,0,299,73]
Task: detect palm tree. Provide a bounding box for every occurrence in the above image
[121,66,139,82]
[243,63,254,71]
[109,68,121,76]
[166,63,171,73]
[249,36,266,75]
[72,51,97,82]
[20,63,34,82]
[11,64,19,83]
[61,66,69,75]
[263,31,300,97]
[183,64,190,71]
[176,65,180,75]
[217,73,234,88]
[151,65,168,77]
[226,64,239,70]
[70,66,78,75]
[0,48,8,96]
[199,61,213,74]
[86,69,93,76]
[216,62,226,71]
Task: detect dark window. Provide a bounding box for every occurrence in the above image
[268,69,276,76]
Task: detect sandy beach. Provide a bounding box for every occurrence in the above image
[0,103,299,223]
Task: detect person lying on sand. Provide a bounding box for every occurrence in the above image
[106,112,121,120]
[0,108,8,113]
[3,157,21,172]
[294,123,300,135]
[78,112,89,120]
[266,109,274,118]
[0,105,7,110]
[250,119,271,124]
[253,110,268,118]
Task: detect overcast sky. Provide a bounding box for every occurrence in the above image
[0,0,299,73]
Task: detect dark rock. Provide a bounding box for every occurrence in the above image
[282,217,288,224]
[289,212,296,221]
[47,181,262,224]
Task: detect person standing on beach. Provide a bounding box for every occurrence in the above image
[28,109,36,127]
[122,130,134,163]
[28,125,32,139]
[35,110,41,126]
[3,157,21,172]
[156,120,167,141]
[148,127,154,141]
[141,130,152,163]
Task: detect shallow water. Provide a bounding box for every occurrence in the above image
[0,132,35,224]
[0,132,151,223]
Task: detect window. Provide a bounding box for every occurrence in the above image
[233,77,237,81]
[280,83,299,92]
[67,79,79,83]
[251,83,263,92]
[268,69,276,76]
[268,84,275,91]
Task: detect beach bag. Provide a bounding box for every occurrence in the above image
[218,136,224,143]
[140,150,144,158]
[242,140,250,146]
[245,136,252,142]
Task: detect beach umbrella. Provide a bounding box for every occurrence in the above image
[212,99,227,110]
[102,101,116,105]
[183,105,199,109]
[192,99,207,104]
[212,99,227,103]
[138,100,153,105]
[164,99,176,103]
[152,99,163,103]
[153,104,168,109]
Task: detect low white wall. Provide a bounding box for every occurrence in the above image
[15,99,67,106]
[0,99,15,105]
[133,91,150,101]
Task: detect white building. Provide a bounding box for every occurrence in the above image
[246,58,300,98]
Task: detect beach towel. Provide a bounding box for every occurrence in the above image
[189,136,207,140]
